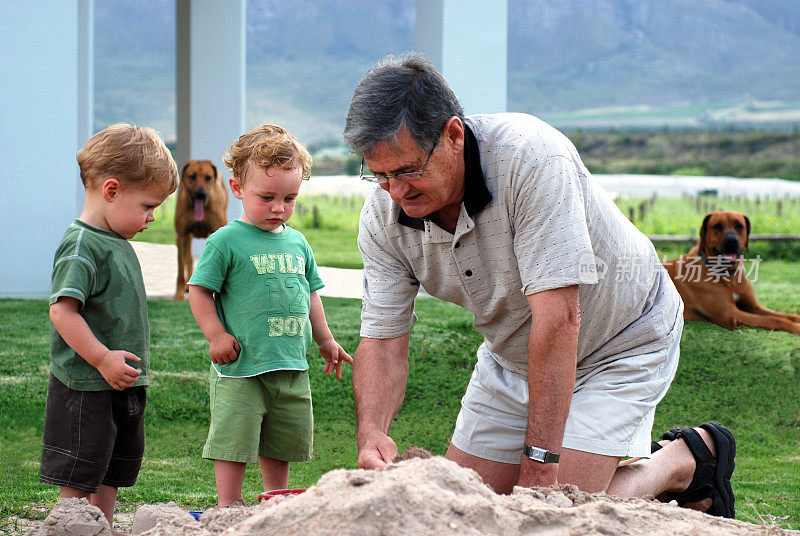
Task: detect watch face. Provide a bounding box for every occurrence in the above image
[526,445,558,463]
[526,446,547,462]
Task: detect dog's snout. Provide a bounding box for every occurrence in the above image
[721,232,740,251]
[193,189,208,201]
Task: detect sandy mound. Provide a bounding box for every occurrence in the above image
[25,498,111,536]
[130,502,196,535]
[125,456,797,536]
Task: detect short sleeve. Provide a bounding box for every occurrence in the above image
[513,155,597,295]
[357,208,418,339]
[188,241,228,292]
[50,252,97,306]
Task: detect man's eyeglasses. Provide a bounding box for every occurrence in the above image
[359,142,438,184]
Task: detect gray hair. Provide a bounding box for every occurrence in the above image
[343,52,464,157]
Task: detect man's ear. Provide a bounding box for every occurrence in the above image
[443,116,465,152]
[229,176,243,200]
[101,178,121,201]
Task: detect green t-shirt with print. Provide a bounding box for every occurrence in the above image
[189,220,325,377]
[49,220,150,391]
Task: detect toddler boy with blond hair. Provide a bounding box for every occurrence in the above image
[41,123,178,532]
[188,124,352,506]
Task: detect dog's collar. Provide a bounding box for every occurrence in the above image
[699,252,738,277]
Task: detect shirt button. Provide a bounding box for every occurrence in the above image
[465,269,472,276]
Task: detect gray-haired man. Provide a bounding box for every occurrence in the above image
[344,53,735,518]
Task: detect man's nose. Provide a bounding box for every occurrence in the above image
[387,177,410,199]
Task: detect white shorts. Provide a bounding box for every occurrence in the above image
[450,325,682,464]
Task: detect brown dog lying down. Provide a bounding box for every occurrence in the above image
[663,211,800,334]
[174,159,228,300]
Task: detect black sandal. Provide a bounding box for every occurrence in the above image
[653,422,736,518]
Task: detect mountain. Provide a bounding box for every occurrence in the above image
[94,0,800,144]
[508,0,800,111]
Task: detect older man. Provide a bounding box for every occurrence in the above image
[343,53,735,518]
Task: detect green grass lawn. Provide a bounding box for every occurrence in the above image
[1,261,799,530]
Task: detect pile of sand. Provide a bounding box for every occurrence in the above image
[25,498,111,536]
[28,457,799,535]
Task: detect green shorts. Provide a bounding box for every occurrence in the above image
[203,367,313,463]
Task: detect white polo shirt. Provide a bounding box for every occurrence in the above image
[358,113,682,377]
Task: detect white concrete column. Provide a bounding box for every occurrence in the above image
[0,1,93,298]
[415,0,508,115]
[77,0,94,210]
[176,0,246,225]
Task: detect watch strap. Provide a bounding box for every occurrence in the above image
[524,445,560,463]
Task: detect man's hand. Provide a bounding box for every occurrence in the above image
[209,332,240,364]
[96,350,142,391]
[517,456,559,488]
[318,339,354,380]
[357,428,399,470]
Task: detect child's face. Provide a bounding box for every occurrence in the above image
[230,165,303,232]
[106,182,172,239]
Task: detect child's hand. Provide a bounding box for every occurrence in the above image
[318,339,353,380]
[97,350,142,391]
[209,332,240,364]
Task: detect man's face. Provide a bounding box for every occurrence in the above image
[363,128,464,220]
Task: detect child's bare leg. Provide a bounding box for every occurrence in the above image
[90,485,121,535]
[215,460,247,506]
[258,456,289,491]
[60,485,91,501]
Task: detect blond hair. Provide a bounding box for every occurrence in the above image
[223,124,312,183]
[77,123,179,192]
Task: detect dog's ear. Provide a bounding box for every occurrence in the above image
[180,161,191,179]
[743,214,751,252]
[210,162,219,182]
[698,213,712,254]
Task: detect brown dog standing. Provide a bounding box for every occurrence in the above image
[174,160,228,299]
[663,211,800,334]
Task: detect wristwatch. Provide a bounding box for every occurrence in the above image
[524,445,560,463]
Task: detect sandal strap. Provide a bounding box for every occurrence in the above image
[668,426,717,506]
[677,426,715,466]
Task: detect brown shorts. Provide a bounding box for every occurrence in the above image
[39,375,146,493]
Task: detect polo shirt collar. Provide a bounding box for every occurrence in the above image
[398,123,492,230]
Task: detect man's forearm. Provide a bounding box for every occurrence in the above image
[521,286,580,486]
[353,335,410,440]
[526,322,578,453]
